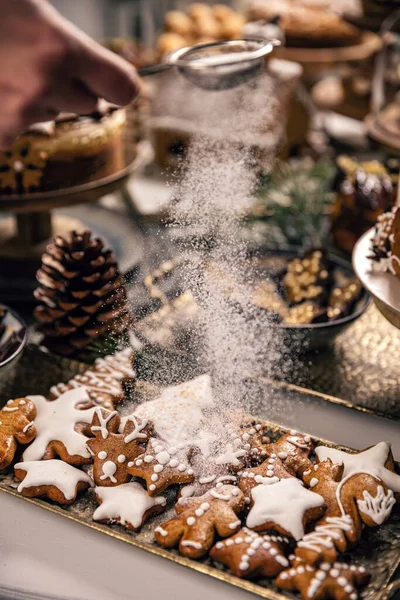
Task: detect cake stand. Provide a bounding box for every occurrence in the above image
[353,227,400,329]
[275,31,381,83]
[0,142,148,305]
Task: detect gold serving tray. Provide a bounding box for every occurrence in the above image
[0,377,399,600]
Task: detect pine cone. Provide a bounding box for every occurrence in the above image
[34,230,132,357]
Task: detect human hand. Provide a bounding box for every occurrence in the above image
[0,0,140,148]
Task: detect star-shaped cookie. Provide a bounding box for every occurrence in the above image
[22,388,97,466]
[93,482,166,531]
[210,527,291,579]
[14,459,93,504]
[246,478,325,540]
[127,437,195,496]
[315,442,400,494]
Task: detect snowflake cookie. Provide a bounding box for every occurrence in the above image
[22,388,97,466]
[127,438,195,496]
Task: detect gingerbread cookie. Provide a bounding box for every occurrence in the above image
[87,408,152,486]
[50,347,136,410]
[246,478,325,540]
[238,431,314,504]
[22,388,97,466]
[0,398,36,470]
[178,474,238,503]
[14,459,93,504]
[93,482,167,531]
[315,442,400,496]
[154,484,245,559]
[265,431,314,477]
[276,561,370,600]
[296,460,395,565]
[210,528,291,579]
[214,422,268,472]
[127,438,195,496]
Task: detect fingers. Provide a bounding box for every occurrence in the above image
[41,79,98,115]
[76,42,140,107]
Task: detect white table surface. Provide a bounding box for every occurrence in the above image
[1,386,399,600]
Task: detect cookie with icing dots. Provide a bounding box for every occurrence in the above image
[127,437,195,496]
[178,473,238,503]
[0,398,37,470]
[276,561,370,600]
[14,459,93,504]
[87,408,152,486]
[49,347,136,411]
[154,484,245,559]
[315,442,400,497]
[214,421,268,472]
[296,459,395,566]
[265,431,314,477]
[246,478,325,540]
[93,482,166,531]
[22,388,97,466]
[210,527,291,579]
[238,432,315,506]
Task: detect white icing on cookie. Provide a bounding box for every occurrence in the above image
[23,390,96,461]
[15,459,93,499]
[93,482,166,529]
[246,478,325,540]
[100,460,118,483]
[50,348,135,401]
[215,443,247,466]
[181,541,202,550]
[315,442,400,493]
[123,416,149,443]
[91,408,117,440]
[357,485,395,525]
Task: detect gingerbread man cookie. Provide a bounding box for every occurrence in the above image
[22,388,97,466]
[296,460,395,565]
[127,438,195,496]
[154,484,245,559]
[50,347,136,410]
[0,398,36,470]
[87,408,152,486]
[265,431,314,477]
[14,459,93,504]
[276,561,370,600]
[210,528,291,579]
[246,478,325,540]
[93,482,166,531]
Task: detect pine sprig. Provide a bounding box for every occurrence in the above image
[247,159,336,249]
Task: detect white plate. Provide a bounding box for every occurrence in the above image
[353,227,400,328]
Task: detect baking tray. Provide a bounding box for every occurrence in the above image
[0,361,399,600]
